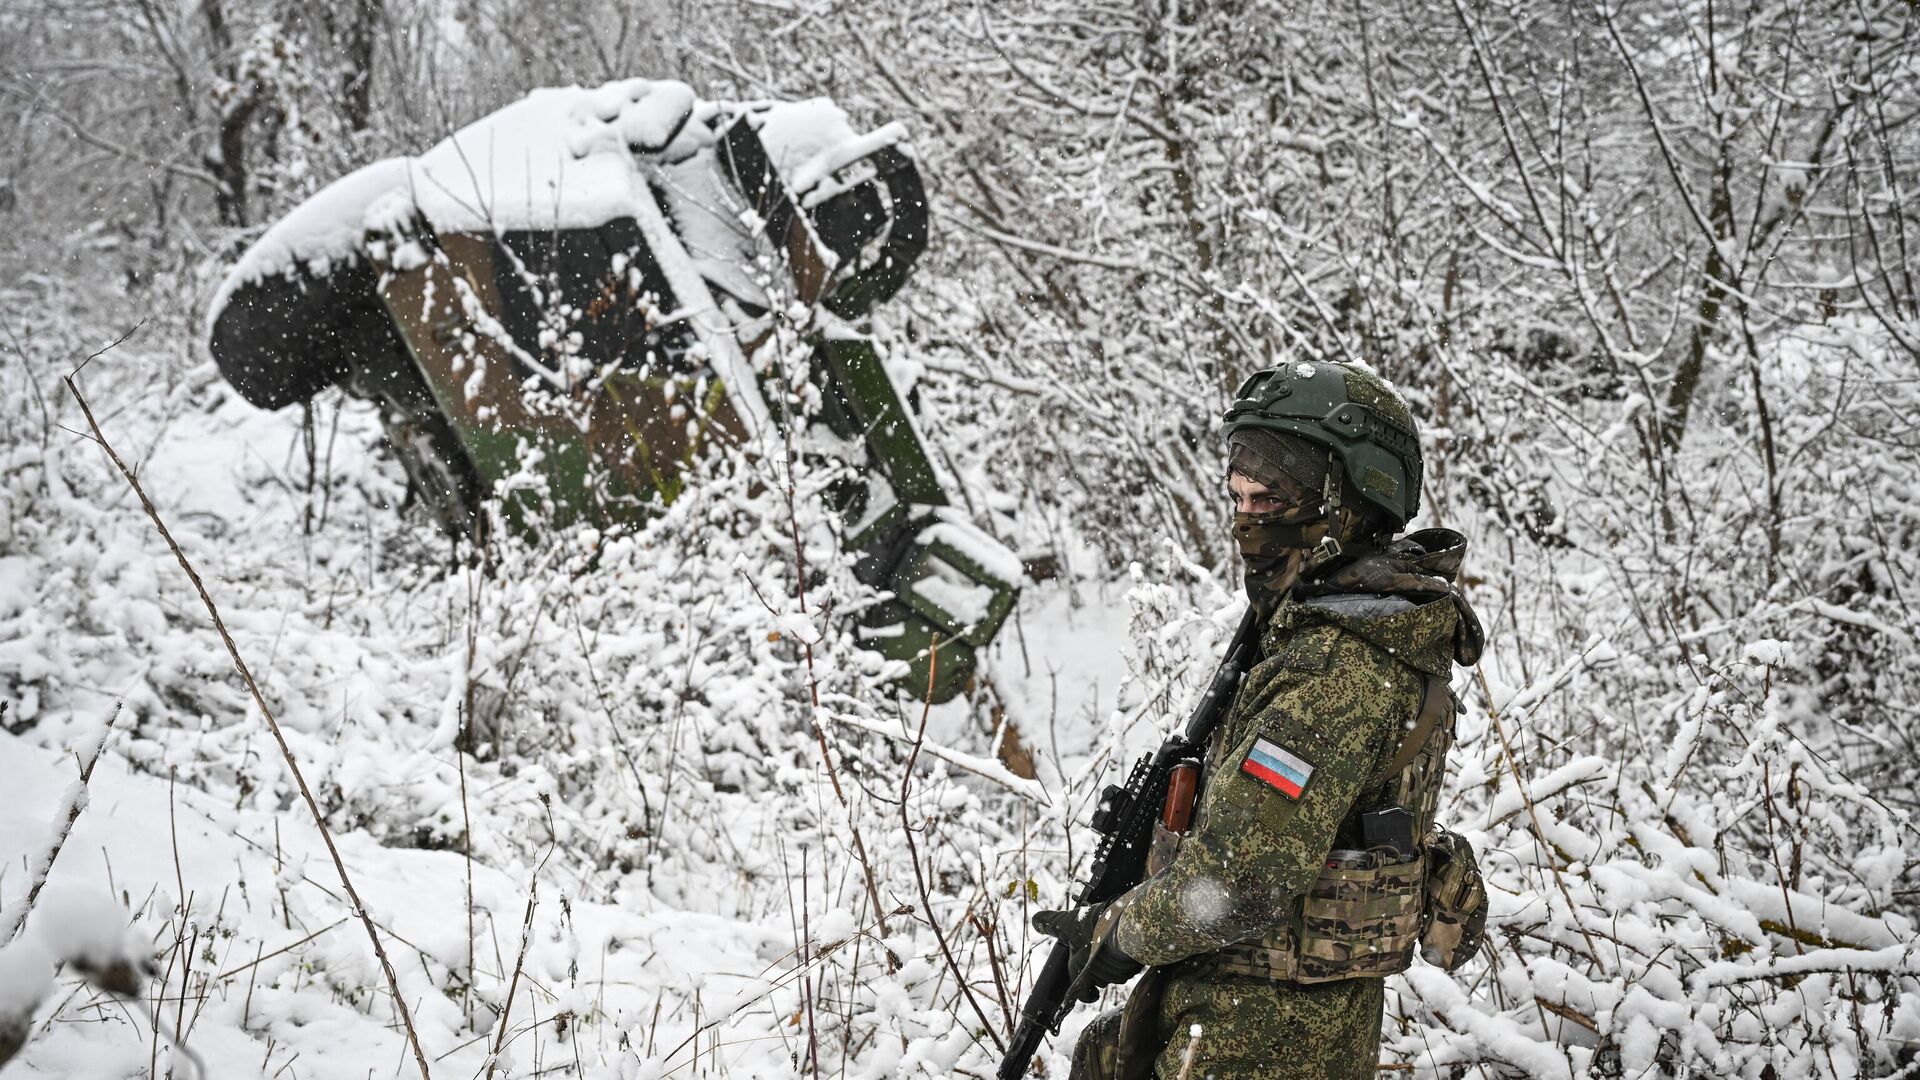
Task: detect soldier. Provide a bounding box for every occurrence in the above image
[1034,360,1490,1079]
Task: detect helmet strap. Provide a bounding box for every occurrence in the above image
[1309,454,1344,568]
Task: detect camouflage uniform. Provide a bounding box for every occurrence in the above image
[1076,530,1483,1080]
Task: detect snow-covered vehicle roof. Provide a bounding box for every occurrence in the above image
[208,78,908,334]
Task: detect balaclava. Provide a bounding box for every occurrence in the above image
[1227,429,1370,601]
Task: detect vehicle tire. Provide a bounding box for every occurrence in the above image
[210,262,390,410]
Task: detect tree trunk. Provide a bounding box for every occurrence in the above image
[342,0,381,133]
[1662,161,1736,451]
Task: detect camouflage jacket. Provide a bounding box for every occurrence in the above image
[1113,529,1483,966]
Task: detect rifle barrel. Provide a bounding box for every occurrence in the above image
[998,942,1071,1079]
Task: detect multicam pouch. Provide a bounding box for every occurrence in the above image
[1295,850,1426,981]
[1418,828,1487,970]
[1212,849,1426,984]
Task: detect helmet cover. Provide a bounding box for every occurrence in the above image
[1220,361,1422,528]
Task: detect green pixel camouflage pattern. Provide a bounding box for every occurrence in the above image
[1294,527,1485,675]
[1086,529,1484,1080]
[1110,595,1440,965]
[1069,973,1384,1080]
[1155,972,1384,1080]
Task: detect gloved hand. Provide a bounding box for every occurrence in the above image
[1033,900,1144,1001]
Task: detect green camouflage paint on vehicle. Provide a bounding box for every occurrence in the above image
[208,84,1023,703]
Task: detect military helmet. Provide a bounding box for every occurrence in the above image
[1221,361,1422,528]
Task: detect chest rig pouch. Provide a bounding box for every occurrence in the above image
[1213,670,1457,984]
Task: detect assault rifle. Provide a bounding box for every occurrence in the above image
[997,606,1262,1080]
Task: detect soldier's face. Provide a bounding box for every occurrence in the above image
[1228,469,1311,516]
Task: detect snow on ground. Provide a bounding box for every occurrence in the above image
[7,278,1920,1079]
[0,729,792,1080]
[0,310,1127,1078]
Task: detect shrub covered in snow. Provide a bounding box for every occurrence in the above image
[5,0,1920,1076]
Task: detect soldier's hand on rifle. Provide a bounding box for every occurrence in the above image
[1032,900,1143,1001]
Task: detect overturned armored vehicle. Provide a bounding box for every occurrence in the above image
[206,79,1017,701]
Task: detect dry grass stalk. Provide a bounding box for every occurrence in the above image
[482,873,539,1080]
[1473,664,1606,971]
[658,902,911,1072]
[63,373,435,1080]
[898,640,1006,1053]
[738,565,892,940]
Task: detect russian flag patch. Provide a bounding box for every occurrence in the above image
[1242,737,1314,799]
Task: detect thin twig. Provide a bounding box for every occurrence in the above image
[657,903,911,1072]
[214,918,350,981]
[63,373,434,1080]
[482,872,539,1080]
[801,845,820,1078]
[968,913,1013,1031]
[899,640,1005,1053]
[458,711,477,1013]
[1473,665,1606,972]
[132,996,209,1080]
[74,323,143,379]
[743,376,892,940]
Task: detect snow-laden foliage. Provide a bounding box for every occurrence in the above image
[695,2,1920,1072]
[0,289,1061,1076]
[6,0,1920,1077]
[4,289,1920,1077]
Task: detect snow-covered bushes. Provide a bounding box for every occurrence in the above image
[693,2,1920,1072]
[5,285,1918,1077]
[0,284,1074,1076]
[5,0,1920,1075]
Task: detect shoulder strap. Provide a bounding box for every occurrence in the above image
[1383,672,1451,779]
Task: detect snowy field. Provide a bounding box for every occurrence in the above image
[4,291,1917,1078]
[6,2,1920,1074]
[0,317,1161,1078]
